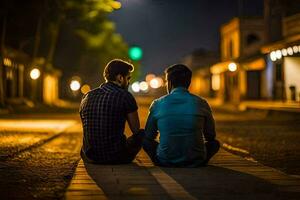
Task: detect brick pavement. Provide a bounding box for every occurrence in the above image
[65,148,300,200]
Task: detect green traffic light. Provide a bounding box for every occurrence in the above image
[129,46,143,61]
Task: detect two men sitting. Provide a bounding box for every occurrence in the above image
[80,59,219,167]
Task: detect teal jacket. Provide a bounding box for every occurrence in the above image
[145,87,216,167]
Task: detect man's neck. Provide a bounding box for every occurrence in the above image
[108,81,122,87]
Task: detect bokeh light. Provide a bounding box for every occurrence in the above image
[145,74,156,82]
[139,81,149,92]
[81,84,91,94]
[131,81,140,93]
[70,80,81,91]
[30,68,41,80]
[228,62,237,72]
[150,77,163,89]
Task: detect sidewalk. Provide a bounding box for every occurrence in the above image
[65,148,300,200]
[206,98,300,113]
[239,100,300,113]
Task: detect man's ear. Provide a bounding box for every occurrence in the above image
[116,74,123,83]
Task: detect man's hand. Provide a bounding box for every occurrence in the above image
[127,111,140,135]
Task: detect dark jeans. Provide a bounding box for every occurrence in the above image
[81,130,145,164]
[142,138,220,167]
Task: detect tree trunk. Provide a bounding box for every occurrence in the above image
[0,16,7,107]
[45,17,62,70]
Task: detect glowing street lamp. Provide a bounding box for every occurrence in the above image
[145,74,156,82]
[228,62,237,72]
[70,80,81,91]
[131,81,140,93]
[30,68,41,80]
[81,84,91,95]
[139,81,149,92]
[150,77,163,89]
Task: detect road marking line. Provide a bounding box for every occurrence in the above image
[135,157,197,200]
[148,167,197,200]
[222,142,249,154]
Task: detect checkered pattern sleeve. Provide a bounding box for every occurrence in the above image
[123,91,138,114]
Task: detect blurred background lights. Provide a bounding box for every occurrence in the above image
[70,80,81,91]
[30,68,41,80]
[281,48,287,56]
[149,78,159,89]
[270,51,277,61]
[293,46,299,53]
[275,50,282,59]
[287,47,293,55]
[128,46,143,61]
[228,62,237,72]
[81,84,91,94]
[131,81,140,93]
[149,77,163,89]
[139,81,149,92]
[145,74,156,82]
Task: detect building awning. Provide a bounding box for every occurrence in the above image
[261,34,300,54]
[242,57,265,71]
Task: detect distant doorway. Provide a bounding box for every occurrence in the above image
[246,71,261,100]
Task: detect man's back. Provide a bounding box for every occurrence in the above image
[80,82,137,162]
[146,87,215,167]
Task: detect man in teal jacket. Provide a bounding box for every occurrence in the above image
[143,64,219,167]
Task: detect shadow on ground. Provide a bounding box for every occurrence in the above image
[83,161,298,200]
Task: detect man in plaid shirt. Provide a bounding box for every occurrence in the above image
[80,59,144,164]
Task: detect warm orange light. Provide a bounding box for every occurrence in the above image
[110,1,122,9]
[0,119,76,132]
[81,84,91,94]
[149,77,163,89]
[70,80,81,91]
[212,74,221,91]
[139,81,149,92]
[30,68,41,80]
[146,74,156,82]
[228,62,237,72]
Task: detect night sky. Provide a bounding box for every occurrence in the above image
[109,0,263,76]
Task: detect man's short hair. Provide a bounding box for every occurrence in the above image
[165,64,192,88]
[103,59,134,81]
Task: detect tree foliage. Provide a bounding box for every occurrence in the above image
[1,0,133,89]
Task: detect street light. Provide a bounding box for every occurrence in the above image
[70,80,81,91]
[30,68,41,80]
[139,81,149,92]
[131,81,140,93]
[228,62,237,72]
[149,77,163,89]
[29,68,41,102]
[145,74,156,82]
[81,84,91,95]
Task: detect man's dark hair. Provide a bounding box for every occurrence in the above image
[165,64,192,88]
[103,59,134,81]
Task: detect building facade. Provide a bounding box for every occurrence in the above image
[1,47,61,107]
[262,13,300,101]
[210,17,265,104]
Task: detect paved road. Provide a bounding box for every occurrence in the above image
[0,97,300,199]
[65,102,300,200]
[0,114,82,199]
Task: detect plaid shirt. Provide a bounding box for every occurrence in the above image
[79,82,138,162]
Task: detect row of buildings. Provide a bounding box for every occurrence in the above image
[184,0,300,105]
[0,47,61,108]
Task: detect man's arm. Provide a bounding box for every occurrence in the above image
[127,111,140,135]
[145,101,158,140]
[203,101,216,141]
